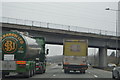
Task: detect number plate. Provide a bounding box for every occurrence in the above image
[4,54,14,60]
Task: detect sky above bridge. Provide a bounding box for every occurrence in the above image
[1,0,119,56]
[2,1,119,32]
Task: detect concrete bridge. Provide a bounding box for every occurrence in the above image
[1,17,120,68]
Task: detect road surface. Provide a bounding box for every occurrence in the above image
[32,63,112,78]
[2,63,112,79]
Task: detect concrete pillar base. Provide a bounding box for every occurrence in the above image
[99,47,107,68]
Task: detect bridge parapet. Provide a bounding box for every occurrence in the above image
[1,17,119,37]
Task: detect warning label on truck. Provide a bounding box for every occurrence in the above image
[64,40,88,56]
[70,44,80,52]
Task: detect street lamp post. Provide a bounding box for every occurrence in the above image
[105,7,120,65]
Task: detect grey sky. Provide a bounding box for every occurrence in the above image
[2,1,119,56]
[2,2,118,32]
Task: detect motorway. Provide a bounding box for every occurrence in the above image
[32,63,112,78]
[3,63,112,79]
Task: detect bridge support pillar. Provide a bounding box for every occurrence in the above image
[99,47,107,68]
[118,50,120,64]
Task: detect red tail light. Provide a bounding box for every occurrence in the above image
[16,61,26,64]
[36,66,41,68]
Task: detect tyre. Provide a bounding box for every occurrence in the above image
[64,69,69,73]
[23,70,31,78]
[30,70,34,77]
[37,69,43,74]
[80,70,85,74]
[112,74,115,79]
[80,70,83,74]
[2,74,5,79]
[83,70,85,74]
[33,69,36,75]
[117,72,120,79]
[43,69,46,73]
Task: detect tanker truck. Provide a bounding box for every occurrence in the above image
[1,31,49,78]
[63,39,88,74]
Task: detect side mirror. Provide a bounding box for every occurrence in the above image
[46,49,49,55]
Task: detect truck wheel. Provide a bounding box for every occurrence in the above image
[67,70,70,73]
[64,69,67,73]
[24,70,31,78]
[117,72,120,79]
[83,71,85,74]
[80,70,85,74]
[30,70,34,77]
[112,75,115,79]
[2,74,5,78]
[37,69,43,74]
[43,69,46,73]
[80,70,82,74]
[64,69,69,73]
[83,70,85,74]
[40,70,43,74]
[33,69,36,75]
[80,72,82,74]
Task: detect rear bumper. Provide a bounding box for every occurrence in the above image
[63,64,88,70]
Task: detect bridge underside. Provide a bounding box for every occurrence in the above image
[2,26,120,50]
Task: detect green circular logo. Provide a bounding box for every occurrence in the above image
[2,38,17,53]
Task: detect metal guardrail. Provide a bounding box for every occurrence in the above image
[1,17,119,37]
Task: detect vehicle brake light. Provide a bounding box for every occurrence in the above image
[16,61,26,64]
[36,66,41,68]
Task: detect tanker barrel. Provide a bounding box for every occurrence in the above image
[2,32,41,60]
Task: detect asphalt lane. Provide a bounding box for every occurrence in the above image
[31,64,112,78]
[2,63,112,79]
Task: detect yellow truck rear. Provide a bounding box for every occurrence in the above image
[63,39,88,73]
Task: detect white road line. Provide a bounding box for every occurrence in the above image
[94,75,98,78]
[53,75,56,77]
[88,72,91,73]
[62,70,64,72]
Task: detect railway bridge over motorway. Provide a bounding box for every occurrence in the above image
[1,17,120,68]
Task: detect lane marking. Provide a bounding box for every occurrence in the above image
[53,75,56,77]
[88,72,91,73]
[94,75,98,78]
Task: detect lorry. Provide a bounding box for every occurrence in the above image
[63,39,88,74]
[1,31,49,78]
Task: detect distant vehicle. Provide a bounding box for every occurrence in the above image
[63,39,88,74]
[2,31,49,78]
[112,66,120,79]
[108,63,116,67]
[58,63,62,66]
